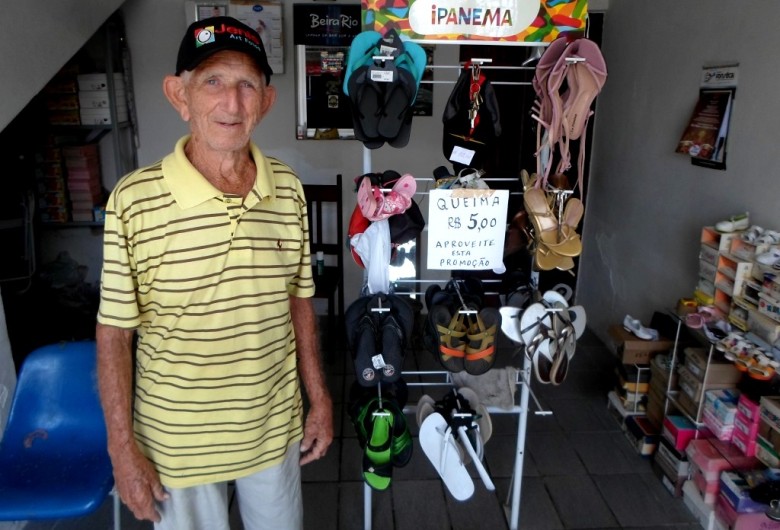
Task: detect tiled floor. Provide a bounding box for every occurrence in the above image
[2,329,700,530]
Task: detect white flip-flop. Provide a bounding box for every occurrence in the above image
[499,306,523,344]
[568,305,587,339]
[419,412,475,501]
[542,289,569,308]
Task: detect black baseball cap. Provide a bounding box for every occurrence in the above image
[176,16,273,82]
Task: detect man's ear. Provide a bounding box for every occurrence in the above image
[259,84,277,119]
[163,75,190,121]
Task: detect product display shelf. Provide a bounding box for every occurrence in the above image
[663,311,717,428]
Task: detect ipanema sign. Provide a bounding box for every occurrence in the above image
[361,0,587,43]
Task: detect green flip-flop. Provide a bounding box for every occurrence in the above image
[363,410,394,490]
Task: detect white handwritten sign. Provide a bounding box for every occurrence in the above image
[427,188,508,270]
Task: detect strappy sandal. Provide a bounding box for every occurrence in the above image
[524,187,581,257]
[464,307,501,375]
[431,305,467,372]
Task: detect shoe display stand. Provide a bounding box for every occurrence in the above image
[355,173,551,530]
[349,47,579,528]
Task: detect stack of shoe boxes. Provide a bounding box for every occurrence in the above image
[717,467,780,529]
[702,388,739,442]
[653,435,690,497]
[62,144,102,222]
[77,73,127,125]
[43,64,81,126]
[647,353,676,428]
[607,324,674,424]
[37,141,69,223]
[683,437,761,530]
[614,363,650,414]
[675,347,741,424]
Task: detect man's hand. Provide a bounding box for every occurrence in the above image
[111,445,169,522]
[300,401,334,465]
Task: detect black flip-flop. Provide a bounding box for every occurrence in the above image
[345,296,380,387]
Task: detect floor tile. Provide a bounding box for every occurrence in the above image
[570,431,653,475]
[391,480,451,530]
[527,431,588,476]
[544,475,619,528]
[592,473,697,527]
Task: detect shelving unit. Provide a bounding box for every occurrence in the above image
[37,12,137,229]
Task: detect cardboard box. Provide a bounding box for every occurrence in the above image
[651,353,678,390]
[683,480,716,526]
[76,72,125,91]
[760,396,780,432]
[678,364,736,403]
[738,394,761,423]
[624,415,659,457]
[734,411,760,439]
[663,415,699,451]
[758,417,780,454]
[715,492,780,530]
[684,347,742,385]
[79,107,128,125]
[78,89,127,109]
[655,436,690,477]
[720,470,773,514]
[703,408,734,441]
[651,454,686,497]
[756,434,780,469]
[731,429,757,457]
[705,389,740,425]
[608,325,675,365]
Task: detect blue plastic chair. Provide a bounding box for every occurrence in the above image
[0,341,120,528]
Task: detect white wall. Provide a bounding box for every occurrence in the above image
[0,0,126,131]
[579,0,780,342]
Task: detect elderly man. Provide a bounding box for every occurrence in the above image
[96,16,332,530]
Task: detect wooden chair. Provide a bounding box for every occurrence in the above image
[303,174,345,355]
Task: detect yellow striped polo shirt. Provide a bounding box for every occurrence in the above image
[98,136,315,487]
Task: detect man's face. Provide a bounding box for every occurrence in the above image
[178,50,275,153]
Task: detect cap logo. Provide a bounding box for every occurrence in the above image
[194,26,215,47]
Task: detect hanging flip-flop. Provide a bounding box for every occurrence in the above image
[498,306,523,345]
[431,305,467,373]
[419,412,475,501]
[464,307,501,375]
[362,409,394,490]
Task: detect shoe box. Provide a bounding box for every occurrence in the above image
[682,480,716,530]
[624,415,659,457]
[715,491,780,530]
[685,438,760,506]
[651,439,687,498]
[654,436,689,478]
[663,414,702,452]
[608,324,675,365]
[684,348,742,387]
[719,468,774,514]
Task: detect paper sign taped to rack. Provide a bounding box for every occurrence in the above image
[427,188,508,270]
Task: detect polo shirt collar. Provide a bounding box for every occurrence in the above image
[162,136,277,209]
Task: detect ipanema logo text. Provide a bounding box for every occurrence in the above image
[408,0,538,38]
